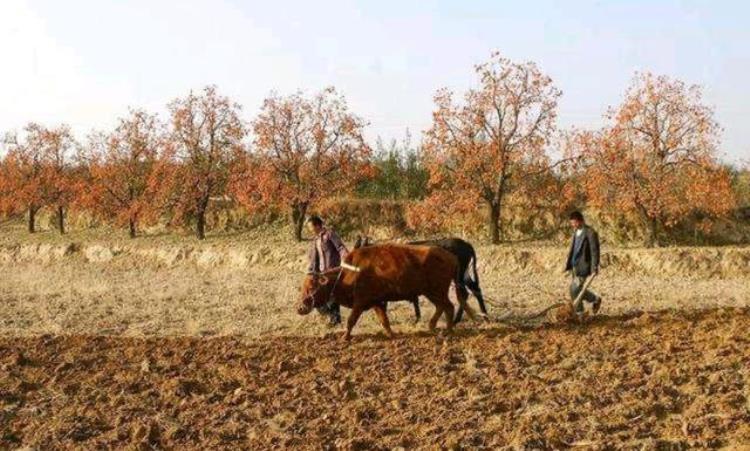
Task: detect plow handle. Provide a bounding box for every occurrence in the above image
[572,273,596,314]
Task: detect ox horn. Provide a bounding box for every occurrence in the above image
[340,262,361,273]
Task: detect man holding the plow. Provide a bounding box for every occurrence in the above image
[564,211,602,315]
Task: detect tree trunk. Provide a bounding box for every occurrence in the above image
[292,203,309,242]
[488,173,508,245]
[128,187,136,239]
[28,206,36,233]
[196,209,206,240]
[645,217,659,248]
[488,202,501,245]
[196,195,209,240]
[636,203,658,248]
[57,206,65,235]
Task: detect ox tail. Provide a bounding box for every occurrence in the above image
[466,250,488,316]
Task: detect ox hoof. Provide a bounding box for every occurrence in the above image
[341,333,352,342]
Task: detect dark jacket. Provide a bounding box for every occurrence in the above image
[565,225,600,277]
[308,228,348,273]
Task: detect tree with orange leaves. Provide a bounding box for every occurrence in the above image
[1,125,46,232]
[43,125,77,234]
[168,86,246,240]
[78,109,172,238]
[573,73,735,246]
[418,52,562,244]
[1,123,76,234]
[0,156,9,223]
[232,87,372,241]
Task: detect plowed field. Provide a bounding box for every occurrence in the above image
[2,308,749,450]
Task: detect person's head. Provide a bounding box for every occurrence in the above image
[307,215,324,234]
[569,211,585,230]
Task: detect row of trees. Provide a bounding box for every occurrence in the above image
[405,53,736,245]
[0,86,373,240]
[0,53,740,245]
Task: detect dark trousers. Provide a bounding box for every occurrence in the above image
[328,302,341,321]
[316,302,341,324]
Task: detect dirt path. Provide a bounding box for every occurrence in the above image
[2,308,748,449]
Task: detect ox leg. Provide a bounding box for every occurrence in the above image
[454,283,477,322]
[343,306,364,341]
[454,283,468,323]
[442,298,455,332]
[373,303,395,338]
[455,304,465,324]
[428,304,444,332]
[427,293,455,332]
[411,297,421,323]
[467,282,489,316]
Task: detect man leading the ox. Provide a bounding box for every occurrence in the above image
[564,211,602,314]
[307,215,348,326]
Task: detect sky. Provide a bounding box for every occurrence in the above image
[1,0,748,162]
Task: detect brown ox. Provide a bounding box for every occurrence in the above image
[297,244,476,340]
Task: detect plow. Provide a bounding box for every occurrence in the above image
[477,273,599,326]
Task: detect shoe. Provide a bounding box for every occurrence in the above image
[592,297,602,315]
[325,301,341,326]
[328,314,341,327]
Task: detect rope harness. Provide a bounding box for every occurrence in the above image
[303,263,360,310]
[325,268,344,307]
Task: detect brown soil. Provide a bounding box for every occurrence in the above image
[2,308,749,450]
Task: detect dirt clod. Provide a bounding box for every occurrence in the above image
[0,308,748,449]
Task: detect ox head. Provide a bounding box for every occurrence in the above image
[297,273,333,315]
